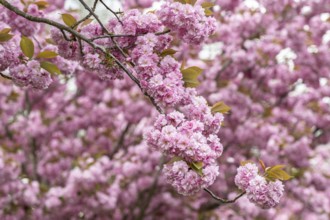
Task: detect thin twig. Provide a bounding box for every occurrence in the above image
[109,123,131,158]
[78,0,110,35]
[203,188,246,203]
[72,0,98,29]
[99,0,123,26]
[91,29,171,41]
[215,59,232,81]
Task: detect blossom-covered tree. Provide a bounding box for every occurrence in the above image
[0,0,329,219]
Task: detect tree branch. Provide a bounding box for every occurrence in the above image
[203,188,245,205]
[0,72,12,80]
[109,123,131,158]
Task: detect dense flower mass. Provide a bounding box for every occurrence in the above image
[146,94,224,194]
[10,60,52,89]
[157,1,217,44]
[0,0,329,219]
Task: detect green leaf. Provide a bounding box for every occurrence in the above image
[201,2,215,8]
[174,0,196,5]
[62,13,77,27]
[192,161,203,170]
[174,0,187,4]
[20,36,34,59]
[0,28,11,34]
[211,101,231,114]
[189,161,204,176]
[240,160,254,166]
[167,156,182,164]
[36,50,58,59]
[204,8,213,16]
[160,48,177,57]
[265,165,293,182]
[40,61,61,75]
[181,66,203,88]
[0,28,14,42]
[186,0,197,5]
[0,34,13,42]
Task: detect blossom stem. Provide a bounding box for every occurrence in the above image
[203,188,246,203]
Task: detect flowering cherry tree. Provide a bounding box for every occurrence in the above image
[0,0,329,219]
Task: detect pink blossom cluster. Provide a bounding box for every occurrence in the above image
[10,60,52,89]
[163,160,219,195]
[235,163,284,209]
[0,26,52,89]
[157,1,217,44]
[0,32,19,72]
[146,94,224,195]
[1,0,42,36]
[122,0,154,9]
[132,34,185,106]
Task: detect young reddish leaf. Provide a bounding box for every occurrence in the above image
[80,18,94,27]
[259,159,266,171]
[20,36,34,59]
[35,1,49,10]
[62,13,77,27]
[211,101,231,114]
[36,50,58,59]
[240,160,254,166]
[40,61,61,75]
[181,66,203,88]
[180,59,186,71]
